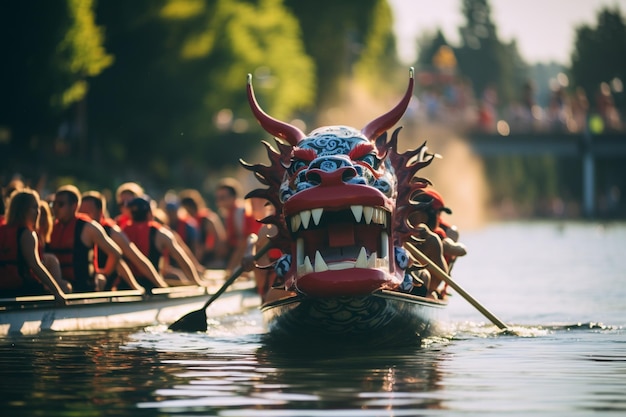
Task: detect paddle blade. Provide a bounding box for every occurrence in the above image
[168,308,207,332]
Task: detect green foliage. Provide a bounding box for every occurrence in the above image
[411,0,529,107]
[454,0,526,105]
[0,0,110,151]
[570,7,626,108]
[88,0,315,180]
[285,0,395,108]
[353,0,399,89]
[485,155,562,214]
[54,0,113,108]
[414,30,450,71]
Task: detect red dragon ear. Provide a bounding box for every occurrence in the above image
[361,68,414,141]
[247,74,306,146]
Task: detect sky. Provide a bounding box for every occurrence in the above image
[389,0,626,65]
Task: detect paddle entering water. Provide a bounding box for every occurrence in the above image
[405,242,510,331]
[169,237,272,332]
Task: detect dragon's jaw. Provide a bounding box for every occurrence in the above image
[283,185,401,296]
[291,205,390,274]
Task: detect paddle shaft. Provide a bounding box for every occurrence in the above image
[200,240,273,311]
[406,242,509,330]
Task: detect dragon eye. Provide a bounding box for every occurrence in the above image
[359,154,380,170]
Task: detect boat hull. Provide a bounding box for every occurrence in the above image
[0,281,260,336]
[261,290,447,346]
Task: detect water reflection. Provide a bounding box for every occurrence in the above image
[0,330,162,416]
[130,327,449,415]
[1,222,624,416]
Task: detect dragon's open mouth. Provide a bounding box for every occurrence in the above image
[288,204,391,278]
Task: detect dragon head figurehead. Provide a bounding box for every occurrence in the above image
[242,69,436,297]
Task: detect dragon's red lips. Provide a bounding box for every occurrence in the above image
[283,182,392,215]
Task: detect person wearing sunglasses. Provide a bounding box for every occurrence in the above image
[48,185,123,292]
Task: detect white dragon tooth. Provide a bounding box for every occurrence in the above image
[303,255,313,274]
[355,247,368,268]
[368,251,377,268]
[314,250,328,272]
[292,214,301,232]
[381,231,389,259]
[300,210,311,229]
[312,208,323,225]
[376,208,384,224]
[350,205,363,222]
[297,238,304,266]
[375,257,389,269]
[363,206,374,224]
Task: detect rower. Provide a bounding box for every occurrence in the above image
[48,185,123,293]
[80,191,167,292]
[0,189,70,303]
[122,196,204,286]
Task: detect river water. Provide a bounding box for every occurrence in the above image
[0,221,624,416]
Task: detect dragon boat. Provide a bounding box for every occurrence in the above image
[242,68,449,346]
[0,273,260,337]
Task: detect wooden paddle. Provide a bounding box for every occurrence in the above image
[405,242,510,330]
[168,238,273,332]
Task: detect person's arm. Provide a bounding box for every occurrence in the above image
[20,230,68,304]
[156,228,203,285]
[226,235,248,275]
[82,221,122,277]
[110,227,168,288]
[206,214,227,257]
[171,228,205,275]
[113,259,146,294]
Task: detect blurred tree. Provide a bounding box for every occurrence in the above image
[570,7,626,112]
[352,0,399,89]
[415,30,451,71]
[89,0,315,183]
[0,0,111,157]
[284,0,397,109]
[454,0,527,107]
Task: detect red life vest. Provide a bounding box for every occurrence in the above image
[0,225,42,293]
[224,205,258,249]
[122,220,162,272]
[48,213,94,291]
[0,225,27,290]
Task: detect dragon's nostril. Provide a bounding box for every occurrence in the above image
[342,168,357,182]
[306,171,322,185]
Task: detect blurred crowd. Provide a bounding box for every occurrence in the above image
[408,77,624,135]
[0,175,267,302]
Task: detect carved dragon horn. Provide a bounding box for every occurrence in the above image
[247,74,306,146]
[361,67,415,141]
